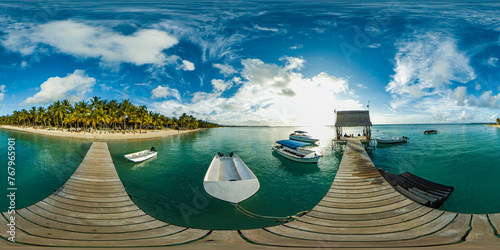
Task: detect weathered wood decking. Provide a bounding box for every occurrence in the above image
[0,142,209,247]
[2,140,500,249]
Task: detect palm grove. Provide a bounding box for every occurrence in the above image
[0,97,219,133]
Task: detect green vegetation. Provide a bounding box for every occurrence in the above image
[0,97,219,133]
[497,118,500,124]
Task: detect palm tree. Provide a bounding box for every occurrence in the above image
[119,99,133,134]
[29,106,37,127]
[37,107,47,128]
[497,118,500,124]
[19,109,29,126]
[61,99,72,129]
[137,105,148,134]
[75,101,90,133]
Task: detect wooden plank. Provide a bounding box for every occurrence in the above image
[465,214,500,242]
[284,209,445,235]
[322,190,400,203]
[265,212,456,241]
[488,213,500,233]
[298,205,434,228]
[17,209,168,233]
[314,199,414,215]
[318,194,406,209]
[307,203,423,221]
[41,197,140,214]
[50,192,135,208]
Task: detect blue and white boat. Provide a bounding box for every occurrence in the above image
[289,130,320,143]
[273,139,322,163]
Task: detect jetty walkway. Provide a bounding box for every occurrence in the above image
[2,141,500,249]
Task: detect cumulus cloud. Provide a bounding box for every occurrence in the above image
[0,85,5,102]
[21,70,96,105]
[0,84,6,108]
[151,85,181,100]
[151,57,357,125]
[386,32,475,109]
[211,79,232,92]
[450,86,467,106]
[213,63,237,76]
[180,60,195,71]
[2,20,179,68]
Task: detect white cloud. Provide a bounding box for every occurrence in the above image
[368,43,381,48]
[180,60,195,71]
[151,85,181,100]
[3,20,179,68]
[289,44,303,50]
[213,63,237,76]
[450,86,467,106]
[386,32,475,109]
[0,85,6,105]
[211,79,232,92]
[253,24,278,32]
[151,57,357,125]
[487,56,498,67]
[21,70,96,105]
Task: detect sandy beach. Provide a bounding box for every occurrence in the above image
[486,124,500,128]
[0,125,201,141]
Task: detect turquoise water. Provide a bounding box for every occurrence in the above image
[1,124,500,229]
[108,126,339,229]
[369,124,500,214]
[0,129,91,210]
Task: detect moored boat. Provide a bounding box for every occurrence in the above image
[273,139,322,163]
[124,147,157,162]
[376,137,408,144]
[289,130,319,143]
[424,130,438,134]
[203,153,260,204]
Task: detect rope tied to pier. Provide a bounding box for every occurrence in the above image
[234,203,308,223]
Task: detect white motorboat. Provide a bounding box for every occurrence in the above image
[376,137,408,144]
[124,147,157,162]
[203,153,260,204]
[273,140,322,163]
[289,130,320,143]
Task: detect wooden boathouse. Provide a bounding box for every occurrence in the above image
[2,141,500,249]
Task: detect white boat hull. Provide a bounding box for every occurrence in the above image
[289,134,319,143]
[203,154,259,204]
[124,150,157,162]
[376,137,408,144]
[273,147,321,163]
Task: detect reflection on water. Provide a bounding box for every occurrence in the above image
[109,126,340,230]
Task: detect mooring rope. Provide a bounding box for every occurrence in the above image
[234,203,309,223]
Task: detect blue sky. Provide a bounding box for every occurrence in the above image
[1,0,500,125]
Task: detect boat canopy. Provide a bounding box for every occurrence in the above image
[294,130,308,133]
[276,139,311,149]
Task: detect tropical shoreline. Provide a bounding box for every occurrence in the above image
[486,124,500,128]
[0,125,202,141]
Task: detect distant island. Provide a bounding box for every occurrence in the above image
[0,97,219,140]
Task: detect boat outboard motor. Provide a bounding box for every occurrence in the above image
[229,152,234,157]
[218,152,223,157]
[150,147,156,151]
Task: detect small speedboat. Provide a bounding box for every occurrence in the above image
[273,139,322,163]
[424,130,438,134]
[376,137,408,144]
[203,152,260,204]
[289,130,319,143]
[124,147,157,162]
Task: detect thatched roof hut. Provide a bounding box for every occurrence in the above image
[334,110,372,139]
[334,110,372,127]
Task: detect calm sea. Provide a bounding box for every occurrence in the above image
[1,124,499,229]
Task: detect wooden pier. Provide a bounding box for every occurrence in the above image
[2,140,500,249]
[0,142,209,247]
